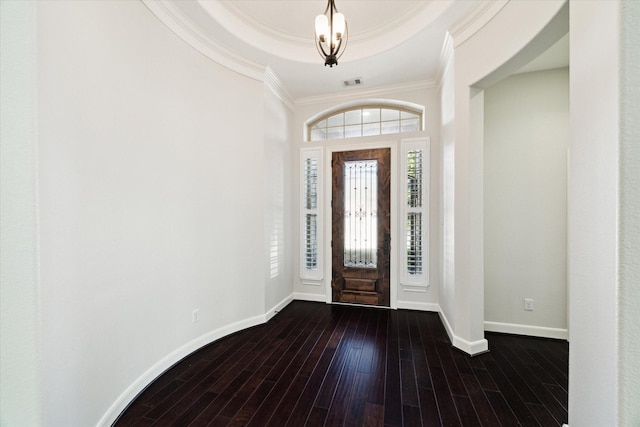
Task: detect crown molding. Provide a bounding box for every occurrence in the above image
[264,67,295,112]
[142,0,266,81]
[296,79,437,107]
[436,33,455,88]
[143,1,295,109]
[449,0,509,48]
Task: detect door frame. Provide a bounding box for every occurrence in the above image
[324,141,398,309]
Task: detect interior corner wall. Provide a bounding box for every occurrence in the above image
[483,68,568,338]
[263,86,294,315]
[439,54,456,332]
[35,2,277,425]
[568,1,620,425]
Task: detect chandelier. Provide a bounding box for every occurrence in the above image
[314,0,348,67]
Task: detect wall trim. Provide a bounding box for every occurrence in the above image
[484,321,568,340]
[264,67,295,111]
[438,308,489,356]
[293,292,327,303]
[296,79,436,107]
[265,294,294,322]
[98,312,267,426]
[142,0,265,81]
[449,0,509,48]
[396,301,439,312]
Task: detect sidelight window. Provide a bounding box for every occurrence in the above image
[401,139,429,287]
[301,148,323,282]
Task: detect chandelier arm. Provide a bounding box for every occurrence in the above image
[317,39,330,58]
[336,22,348,59]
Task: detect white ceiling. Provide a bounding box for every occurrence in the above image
[156,1,568,102]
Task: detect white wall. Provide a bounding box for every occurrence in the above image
[291,84,441,310]
[32,1,291,425]
[263,80,294,316]
[568,1,620,425]
[0,2,42,425]
[483,68,568,339]
[619,1,640,424]
[440,0,567,355]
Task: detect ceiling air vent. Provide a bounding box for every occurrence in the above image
[343,77,363,88]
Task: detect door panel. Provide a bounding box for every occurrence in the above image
[332,148,391,307]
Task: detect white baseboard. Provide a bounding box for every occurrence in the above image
[484,321,568,340]
[98,313,267,426]
[265,294,294,321]
[438,309,489,356]
[396,301,440,312]
[293,291,327,303]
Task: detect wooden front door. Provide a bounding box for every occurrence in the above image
[332,148,391,307]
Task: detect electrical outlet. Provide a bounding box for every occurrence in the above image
[192,309,200,323]
[524,298,534,311]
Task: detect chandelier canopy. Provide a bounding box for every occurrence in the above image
[314,0,348,67]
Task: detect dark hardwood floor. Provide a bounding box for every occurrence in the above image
[114,301,568,426]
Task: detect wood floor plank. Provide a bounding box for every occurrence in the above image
[483,358,539,426]
[115,301,568,427]
[324,347,362,426]
[284,349,336,427]
[527,402,562,427]
[460,373,500,426]
[400,358,420,407]
[402,404,422,427]
[363,403,384,427]
[227,379,275,426]
[429,365,462,427]
[485,390,519,426]
[344,372,373,426]
[417,386,441,426]
[383,311,403,426]
[453,395,481,426]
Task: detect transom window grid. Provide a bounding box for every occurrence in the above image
[309,107,422,142]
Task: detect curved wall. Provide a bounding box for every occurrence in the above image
[35,1,292,425]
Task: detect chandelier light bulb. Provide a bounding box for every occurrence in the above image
[315,14,328,41]
[332,13,345,40]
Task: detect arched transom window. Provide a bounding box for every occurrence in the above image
[308,105,423,142]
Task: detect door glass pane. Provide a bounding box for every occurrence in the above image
[343,160,378,268]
